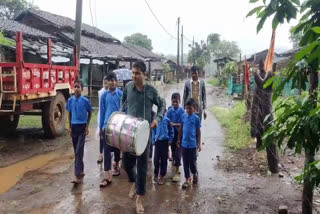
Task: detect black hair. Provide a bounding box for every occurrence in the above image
[103,76,108,81]
[106,72,118,81]
[171,93,181,101]
[191,66,199,73]
[133,61,147,73]
[74,80,84,89]
[185,98,198,109]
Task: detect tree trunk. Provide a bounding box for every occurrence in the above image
[302,71,318,214]
[302,151,314,214]
[266,143,279,173]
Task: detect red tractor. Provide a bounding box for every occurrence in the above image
[0,32,79,137]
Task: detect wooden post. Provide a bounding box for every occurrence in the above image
[177,17,180,83]
[148,61,151,81]
[88,58,93,97]
[74,0,83,59]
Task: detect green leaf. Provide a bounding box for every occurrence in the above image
[290,0,300,6]
[272,14,279,29]
[246,6,264,17]
[264,76,276,88]
[312,27,320,34]
[250,0,260,3]
[257,15,267,33]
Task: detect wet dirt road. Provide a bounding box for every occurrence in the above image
[0,83,303,214]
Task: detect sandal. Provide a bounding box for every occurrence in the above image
[129,184,136,199]
[182,181,190,189]
[136,204,144,214]
[71,177,80,184]
[193,173,198,184]
[97,157,103,164]
[100,179,112,188]
[112,167,120,176]
[157,177,165,185]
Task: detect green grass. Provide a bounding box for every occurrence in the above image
[18,110,98,129]
[207,77,219,86]
[18,116,42,128]
[211,102,252,150]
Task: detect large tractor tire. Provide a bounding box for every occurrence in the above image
[42,92,67,138]
[0,115,20,135]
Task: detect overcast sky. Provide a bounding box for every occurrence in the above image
[32,0,297,56]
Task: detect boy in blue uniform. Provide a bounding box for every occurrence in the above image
[67,80,93,184]
[153,104,174,185]
[166,93,185,182]
[177,98,202,189]
[97,76,108,164]
[99,72,123,187]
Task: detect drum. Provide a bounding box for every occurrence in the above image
[105,112,150,156]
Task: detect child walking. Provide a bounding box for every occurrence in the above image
[67,80,93,184]
[99,72,123,187]
[166,93,185,182]
[154,103,174,185]
[177,98,201,189]
[96,76,108,164]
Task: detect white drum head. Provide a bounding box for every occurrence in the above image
[134,121,150,156]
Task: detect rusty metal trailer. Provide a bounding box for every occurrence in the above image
[0,32,79,137]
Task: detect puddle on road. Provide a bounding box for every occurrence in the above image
[0,152,63,194]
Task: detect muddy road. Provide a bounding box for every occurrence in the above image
[0,83,307,213]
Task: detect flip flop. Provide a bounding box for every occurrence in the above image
[100,179,112,188]
[182,181,190,189]
[157,178,165,185]
[71,179,80,184]
[136,204,145,214]
[97,158,103,164]
[193,173,198,184]
[112,168,120,176]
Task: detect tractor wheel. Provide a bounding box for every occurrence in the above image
[42,92,67,138]
[0,115,20,135]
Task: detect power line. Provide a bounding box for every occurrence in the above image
[183,35,192,43]
[144,0,177,40]
[89,0,95,27]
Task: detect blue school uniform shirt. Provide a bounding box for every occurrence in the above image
[152,127,157,144]
[155,116,174,142]
[166,106,185,133]
[181,113,201,148]
[99,88,123,130]
[66,95,93,125]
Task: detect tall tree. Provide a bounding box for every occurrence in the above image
[209,40,241,59]
[289,26,303,48]
[124,33,153,51]
[0,0,36,20]
[207,33,220,45]
[248,0,320,213]
[187,41,210,70]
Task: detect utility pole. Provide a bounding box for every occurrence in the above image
[181,25,184,80]
[176,17,180,83]
[75,0,83,59]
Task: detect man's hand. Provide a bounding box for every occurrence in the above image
[177,140,181,148]
[198,144,202,152]
[151,119,158,128]
[99,128,103,139]
[204,111,207,120]
[85,126,89,136]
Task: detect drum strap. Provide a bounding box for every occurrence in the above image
[120,84,147,121]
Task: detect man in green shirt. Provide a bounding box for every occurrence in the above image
[122,61,165,214]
